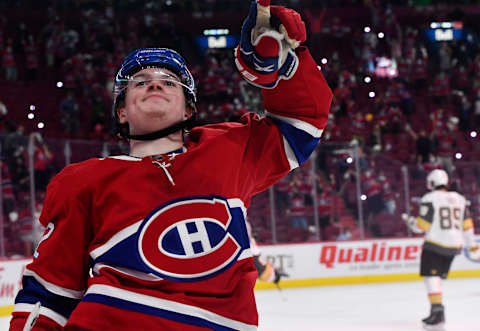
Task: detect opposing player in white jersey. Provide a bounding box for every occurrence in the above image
[10,1,332,330]
[246,221,288,286]
[404,169,479,331]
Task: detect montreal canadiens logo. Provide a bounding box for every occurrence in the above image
[138,197,242,280]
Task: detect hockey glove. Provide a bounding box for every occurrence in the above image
[468,245,480,261]
[234,0,306,89]
[402,213,424,234]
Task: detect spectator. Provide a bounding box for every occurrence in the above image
[4,124,27,159]
[337,226,352,241]
[0,99,8,133]
[9,195,43,257]
[31,133,54,192]
[438,42,452,72]
[59,91,80,135]
[274,175,291,212]
[90,93,108,130]
[1,158,16,216]
[2,41,17,81]
[412,56,428,92]
[362,169,385,234]
[11,147,29,195]
[378,172,396,214]
[474,92,480,128]
[431,71,451,105]
[23,34,39,82]
[432,133,454,175]
[287,192,308,230]
[316,186,332,233]
[406,126,433,164]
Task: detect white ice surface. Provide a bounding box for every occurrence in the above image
[255,278,480,331]
[1,278,479,330]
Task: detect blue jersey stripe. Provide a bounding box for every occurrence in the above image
[83,293,238,331]
[14,276,79,319]
[270,117,320,165]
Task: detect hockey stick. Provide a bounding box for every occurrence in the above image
[274,282,288,301]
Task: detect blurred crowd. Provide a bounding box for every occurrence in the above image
[1,0,480,255]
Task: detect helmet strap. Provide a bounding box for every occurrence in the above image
[125,115,196,141]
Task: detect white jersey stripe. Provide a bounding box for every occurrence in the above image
[92,248,252,283]
[227,198,247,218]
[90,220,142,260]
[13,303,68,327]
[237,248,253,260]
[23,269,84,299]
[93,263,164,281]
[103,155,142,161]
[283,136,299,170]
[267,113,324,138]
[86,284,258,330]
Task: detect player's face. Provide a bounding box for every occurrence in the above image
[117,67,191,136]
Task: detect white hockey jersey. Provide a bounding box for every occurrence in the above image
[417,190,474,255]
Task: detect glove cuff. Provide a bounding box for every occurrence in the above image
[278,47,299,80]
[234,46,279,89]
[235,44,299,89]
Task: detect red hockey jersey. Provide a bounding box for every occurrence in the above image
[11,47,331,331]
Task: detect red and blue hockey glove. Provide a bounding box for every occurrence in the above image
[234,0,306,89]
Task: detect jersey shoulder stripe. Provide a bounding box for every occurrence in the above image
[268,116,320,166]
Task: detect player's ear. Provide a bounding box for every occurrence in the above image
[117,107,128,124]
[184,105,193,119]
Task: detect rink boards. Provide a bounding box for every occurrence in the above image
[0,257,30,317]
[1,237,479,316]
[254,236,480,290]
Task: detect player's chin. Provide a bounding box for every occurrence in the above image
[142,99,170,110]
[138,104,169,117]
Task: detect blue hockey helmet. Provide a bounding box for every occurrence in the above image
[112,48,197,140]
[113,48,196,110]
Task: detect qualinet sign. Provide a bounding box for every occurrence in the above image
[256,237,479,289]
[320,242,423,268]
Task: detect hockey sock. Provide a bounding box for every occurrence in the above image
[424,276,442,305]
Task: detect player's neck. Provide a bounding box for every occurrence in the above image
[128,132,184,158]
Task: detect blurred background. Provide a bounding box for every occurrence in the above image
[1,0,480,257]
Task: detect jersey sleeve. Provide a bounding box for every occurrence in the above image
[10,165,93,330]
[242,47,332,194]
[462,205,474,231]
[262,46,332,170]
[461,202,477,248]
[416,196,434,232]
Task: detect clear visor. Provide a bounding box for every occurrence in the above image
[114,70,195,98]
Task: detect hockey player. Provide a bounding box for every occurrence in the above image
[403,169,480,331]
[246,221,288,286]
[10,1,332,330]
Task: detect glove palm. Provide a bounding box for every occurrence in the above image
[235,0,306,88]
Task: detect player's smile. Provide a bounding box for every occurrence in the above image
[143,94,169,102]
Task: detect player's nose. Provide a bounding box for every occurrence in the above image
[147,80,164,90]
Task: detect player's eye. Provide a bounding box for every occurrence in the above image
[164,80,177,87]
[135,80,147,87]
